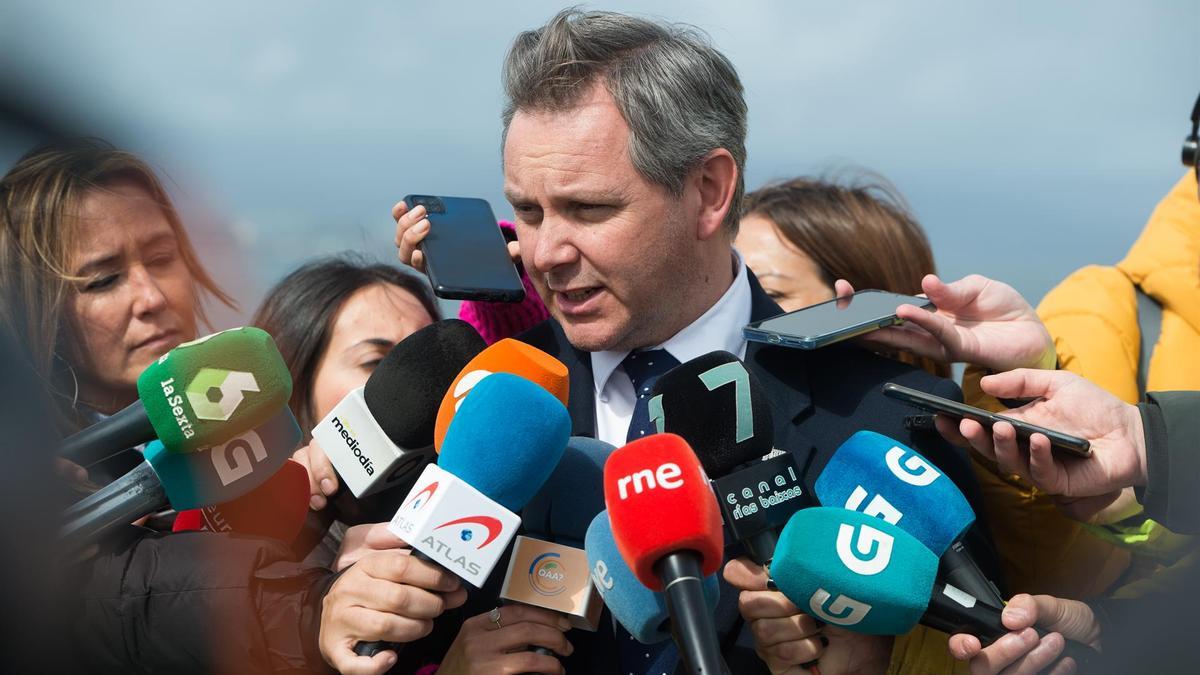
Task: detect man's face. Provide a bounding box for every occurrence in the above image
[504,84,702,353]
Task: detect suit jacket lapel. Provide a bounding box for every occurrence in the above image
[743,270,814,431]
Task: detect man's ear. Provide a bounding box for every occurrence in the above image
[690,148,738,242]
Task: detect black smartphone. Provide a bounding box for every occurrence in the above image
[743,290,934,350]
[882,382,1092,458]
[406,195,526,302]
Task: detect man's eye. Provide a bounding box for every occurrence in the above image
[83,274,118,292]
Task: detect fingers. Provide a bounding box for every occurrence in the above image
[326,645,398,675]
[935,414,970,448]
[1000,595,1040,631]
[894,301,961,356]
[723,557,770,591]
[364,521,407,549]
[483,604,573,631]
[949,633,983,661]
[295,440,337,510]
[1026,433,1064,492]
[991,421,1033,485]
[1001,631,1068,675]
[979,369,1060,401]
[507,239,523,265]
[958,418,997,461]
[834,278,855,297]
[489,621,574,657]
[359,550,463,594]
[738,590,802,620]
[339,573,451,621]
[756,633,825,673]
[967,627,1040,675]
[922,273,983,310]
[749,613,822,648]
[394,201,431,272]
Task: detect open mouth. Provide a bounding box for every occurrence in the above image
[562,288,600,302]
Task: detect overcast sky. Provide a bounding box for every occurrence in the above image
[1,1,1196,326]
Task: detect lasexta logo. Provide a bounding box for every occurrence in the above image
[186,368,260,421]
[529,552,567,596]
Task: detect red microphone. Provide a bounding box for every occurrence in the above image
[173,459,309,545]
[603,434,725,674]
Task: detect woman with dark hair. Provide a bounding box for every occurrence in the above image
[735,173,949,378]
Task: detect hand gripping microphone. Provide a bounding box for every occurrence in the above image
[604,434,726,675]
[356,372,572,656]
[769,507,1098,667]
[432,337,569,451]
[499,437,617,634]
[650,351,806,564]
[60,406,302,550]
[814,430,1003,607]
[172,458,310,545]
[312,319,486,504]
[57,326,292,466]
[585,510,720,644]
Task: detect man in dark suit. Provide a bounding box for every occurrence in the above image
[395,9,998,674]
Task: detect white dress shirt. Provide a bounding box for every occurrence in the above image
[591,250,753,447]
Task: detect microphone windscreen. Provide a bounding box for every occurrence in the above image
[136,326,293,454]
[363,319,486,448]
[769,507,937,636]
[147,406,303,510]
[603,434,723,590]
[650,351,774,478]
[585,511,719,644]
[171,459,309,544]
[433,338,569,451]
[438,372,570,511]
[814,431,973,555]
[523,436,614,547]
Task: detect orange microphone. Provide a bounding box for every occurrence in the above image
[432,338,569,451]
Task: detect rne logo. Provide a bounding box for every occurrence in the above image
[615,462,684,500]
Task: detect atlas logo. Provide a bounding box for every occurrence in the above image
[331,416,374,476]
[885,446,941,487]
[809,588,872,626]
[434,515,503,549]
[451,370,493,412]
[211,429,268,487]
[402,481,439,512]
[186,368,260,421]
[615,462,684,500]
[529,552,567,596]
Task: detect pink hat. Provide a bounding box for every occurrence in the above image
[457,221,551,344]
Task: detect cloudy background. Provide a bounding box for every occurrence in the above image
[1,1,1196,326]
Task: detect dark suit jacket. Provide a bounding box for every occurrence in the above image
[518,270,1000,673]
[399,270,1000,674]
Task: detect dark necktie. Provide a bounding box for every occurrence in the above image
[618,348,682,674]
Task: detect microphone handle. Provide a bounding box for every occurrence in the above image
[938,540,1005,608]
[60,461,168,549]
[741,529,779,566]
[656,551,729,675]
[353,549,437,657]
[57,400,154,466]
[923,581,1098,669]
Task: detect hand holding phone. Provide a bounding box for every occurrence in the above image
[883,382,1091,458]
[395,195,525,302]
[744,290,934,350]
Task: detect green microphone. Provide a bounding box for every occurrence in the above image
[57,327,292,465]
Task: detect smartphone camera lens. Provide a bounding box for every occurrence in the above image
[412,196,445,214]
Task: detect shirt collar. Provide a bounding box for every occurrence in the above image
[591,250,752,395]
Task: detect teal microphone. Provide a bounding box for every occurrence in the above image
[769,507,1098,666]
[60,407,302,550]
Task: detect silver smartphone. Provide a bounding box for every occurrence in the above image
[743,290,934,350]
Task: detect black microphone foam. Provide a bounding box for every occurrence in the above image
[650,350,774,478]
[362,319,486,448]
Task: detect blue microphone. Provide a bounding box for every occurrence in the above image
[814,430,1003,607]
[522,436,614,547]
[584,510,720,645]
[770,507,1098,667]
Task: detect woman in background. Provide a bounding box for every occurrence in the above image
[735,173,949,379]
